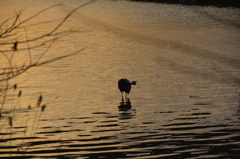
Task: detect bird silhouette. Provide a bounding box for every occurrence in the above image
[118,78,136,102]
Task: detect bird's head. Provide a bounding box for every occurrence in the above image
[131,81,137,85]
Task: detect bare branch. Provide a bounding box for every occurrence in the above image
[0,8,25,38]
[0,47,86,82]
[0,1,97,138]
[0,0,97,45]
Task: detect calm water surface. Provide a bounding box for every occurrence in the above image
[0,0,240,158]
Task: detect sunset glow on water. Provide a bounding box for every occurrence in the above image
[0,0,239,158]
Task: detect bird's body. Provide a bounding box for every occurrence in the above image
[118,78,136,102]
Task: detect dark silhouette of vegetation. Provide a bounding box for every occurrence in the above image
[0,0,97,156]
[129,0,240,8]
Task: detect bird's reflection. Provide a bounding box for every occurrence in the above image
[118,100,132,111]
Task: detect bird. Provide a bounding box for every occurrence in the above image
[118,78,136,102]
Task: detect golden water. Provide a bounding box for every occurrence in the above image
[0,0,240,158]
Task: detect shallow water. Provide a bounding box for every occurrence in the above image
[0,0,240,158]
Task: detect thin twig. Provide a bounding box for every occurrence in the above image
[0,47,86,82]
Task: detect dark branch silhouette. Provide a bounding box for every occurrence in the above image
[0,1,97,152]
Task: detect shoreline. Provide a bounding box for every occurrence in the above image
[129,0,240,8]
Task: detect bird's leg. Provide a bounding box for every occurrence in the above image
[125,93,129,102]
[127,97,130,103]
[121,92,124,102]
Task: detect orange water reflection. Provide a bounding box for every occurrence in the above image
[0,0,240,158]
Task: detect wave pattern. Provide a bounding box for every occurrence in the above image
[1,105,239,158]
[0,0,240,158]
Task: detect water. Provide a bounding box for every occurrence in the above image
[0,0,240,158]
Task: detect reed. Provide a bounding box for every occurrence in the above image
[0,1,97,156]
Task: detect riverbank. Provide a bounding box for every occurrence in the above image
[130,0,240,8]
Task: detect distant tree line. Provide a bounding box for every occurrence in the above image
[130,0,240,7]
